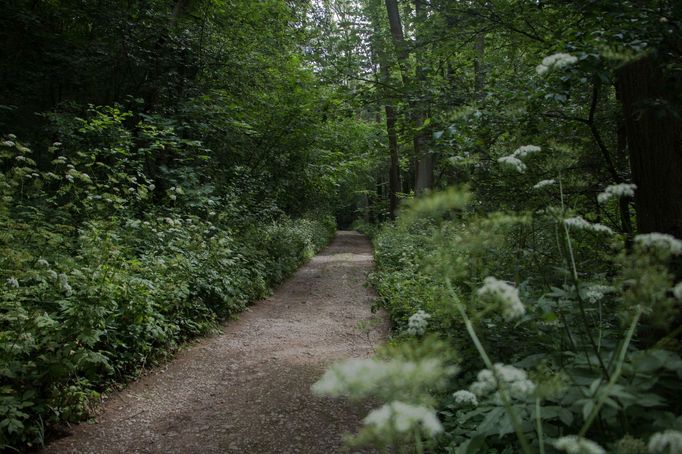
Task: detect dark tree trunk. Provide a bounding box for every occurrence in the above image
[386,103,401,218]
[473,33,486,100]
[617,56,682,239]
[413,0,432,194]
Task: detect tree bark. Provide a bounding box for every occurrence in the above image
[386,102,401,218]
[473,33,486,100]
[617,56,682,239]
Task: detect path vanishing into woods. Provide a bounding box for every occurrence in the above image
[44,231,388,454]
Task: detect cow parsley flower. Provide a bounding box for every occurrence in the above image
[513,145,541,159]
[553,435,605,454]
[597,183,636,203]
[634,233,682,255]
[6,277,19,288]
[536,53,578,75]
[564,216,613,234]
[363,401,442,436]
[648,430,682,453]
[477,277,525,321]
[58,273,73,296]
[407,310,431,336]
[452,390,478,406]
[37,259,49,268]
[312,357,456,400]
[498,155,526,173]
[3,140,15,147]
[533,179,556,189]
[672,282,682,301]
[470,363,535,399]
[583,284,612,303]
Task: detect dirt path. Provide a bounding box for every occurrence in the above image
[44,231,388,454]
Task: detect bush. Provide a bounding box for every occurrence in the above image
[0,132,336,449]
[357,188,682,453]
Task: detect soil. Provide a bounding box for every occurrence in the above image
[42,231,388,454]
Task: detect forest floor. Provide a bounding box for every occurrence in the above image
[43,231,388,454]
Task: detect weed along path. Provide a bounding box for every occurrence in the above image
[44,231,388,454]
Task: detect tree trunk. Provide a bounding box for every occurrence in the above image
[413,0,432,194]
[369,0,402,219]
[473,33,486,100]
[386,103,401,218]
[617,56,682,239]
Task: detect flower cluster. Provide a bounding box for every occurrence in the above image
[58,273,73,296]
[553,435,605,454]
[672,282,682,301]
[512,145,541,159]
[6,277,19,288]
[406,310,431,336]
[583,284,612,303]
[312,357,457,400]
[648,430,682,453]
[469,363,535,399]
[497,145,541,173]
[533,179,556,190]
[536,53,578,75]
[363,401,443,437]
[634,233,682,255]
[452,390,478,406]
[564,216,613,234]
[497,155,526,173]
[597,183,636,203]
[476,277,525,321]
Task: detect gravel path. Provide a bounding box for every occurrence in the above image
[44,231,388,454]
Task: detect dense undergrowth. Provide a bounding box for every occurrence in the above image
[345,189,682,453]
[0,131,335,449]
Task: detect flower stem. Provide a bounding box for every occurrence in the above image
[447,278,534,454]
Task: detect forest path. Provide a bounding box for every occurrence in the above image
[44,231,387,454]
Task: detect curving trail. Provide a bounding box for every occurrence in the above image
[44,231,387,454]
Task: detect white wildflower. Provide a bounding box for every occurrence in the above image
[407,310,431,336]
[53,142,62,147]
[648,430,682,453]
[534,179,556,189]
[6,277,19,288]
[477,277,525,321]
[170,194,177,201]
[583,284,612,303]
[3,140,15,147]
[312,357,456,399]
[58,273,73,296]
[554,435,605,454]
[513,145,541,159]
[47,270,58,281]
[498,155,527,173]
[672,282,682,301]
[148,184,156,191]
[65,174,74,183]
[634,233,682,255]
[536,53,578,75]
[363,401,442,436]
[470,363,535,399]
[597,183,636,203]
[564,216,613,234]
[8,134,16,140]
[15,155,26,161]
[452,390,478,406]
[37,259,49,268]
